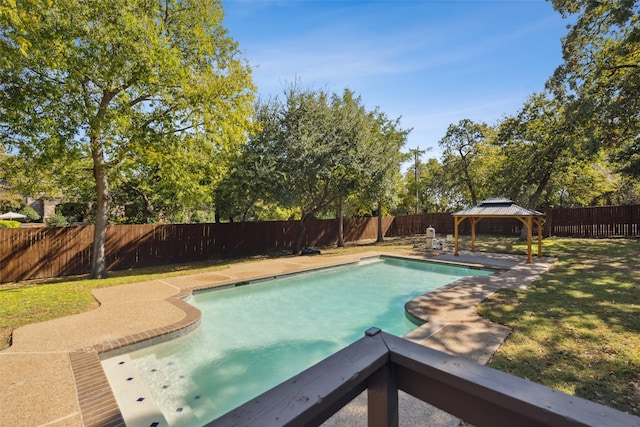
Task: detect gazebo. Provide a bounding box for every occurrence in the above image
[452,198,545,263]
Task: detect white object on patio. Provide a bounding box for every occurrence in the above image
[0,211,27,220]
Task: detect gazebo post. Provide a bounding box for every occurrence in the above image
[470,217,478,253]
[536,218,543,258]
[453,216,464,256]
[454,220,458,256]
[526,216,533,264]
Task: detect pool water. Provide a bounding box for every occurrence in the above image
[104,257,493,426]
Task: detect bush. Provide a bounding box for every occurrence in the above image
[19,206,41,222]
[45,213,69,227]
[0,220,21,228]
[0,194,23,213]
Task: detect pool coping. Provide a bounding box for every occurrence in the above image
[1,249,556,427]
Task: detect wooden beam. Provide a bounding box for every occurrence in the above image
[453,216,465,256]
[527,216,533,263]
[470,217,483,253]
[536,217,543,257]
[471,217,477,252]
[368,363,399,427]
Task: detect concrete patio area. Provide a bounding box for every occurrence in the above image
[0,247,555,427]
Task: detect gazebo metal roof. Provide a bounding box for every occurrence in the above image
[451,198,545,263]
[453,198,544,217]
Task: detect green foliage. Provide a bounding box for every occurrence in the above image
[396,157,462,214]
[214,133,284,222]
[613,176,640,205]
[0,0,255,277]
[480,238,640,416]
[57,202,89,224]
[0,219,20,228]
[541,153,620,207]
[0,191,22,213]
[439,119,494,206]
[19,205,40,222]
[355,108,410,212]
[493,91,585,209]
[0,149,82,201]
[45,212,68,227]
[549,0,640,177]
[405,85,635,211]
[222,85,408,249]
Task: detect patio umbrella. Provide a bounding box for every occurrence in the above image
[0,211,27,220]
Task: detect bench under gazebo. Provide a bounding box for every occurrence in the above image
[452,198,545,263]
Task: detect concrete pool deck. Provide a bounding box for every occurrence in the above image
[0,248,556,427]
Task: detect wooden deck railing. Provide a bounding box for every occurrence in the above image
[209,329,639,427]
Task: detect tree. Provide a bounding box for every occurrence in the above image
[545,154,621,207]
[246,86,408,252]
[408,147,427,214]
[326,90,377,246]
[396,157,463,214]
[549,0,640,176]
[439,119,492,206]
[357,110,409,242]
[214,124,290,222]
[0,0,254,278]
[257,87,350,252]
[19,205,40,222]
[494,91,591,239]
[244,87,344,253]
[496,92,584,212]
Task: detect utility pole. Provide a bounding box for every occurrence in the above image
[410,146,425,214]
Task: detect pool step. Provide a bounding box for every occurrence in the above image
[102,354,170,427]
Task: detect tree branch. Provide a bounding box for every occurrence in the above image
[162,121,204,136]
[607,63,640,75]
[129,94,153,107]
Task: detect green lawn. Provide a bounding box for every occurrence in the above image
[476,237,640,416]
[0,236,638,416]
[0,258,241,350]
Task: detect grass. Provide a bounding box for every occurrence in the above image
[0,235,638,416]
[476,237,640,416]
[0,257,263,350]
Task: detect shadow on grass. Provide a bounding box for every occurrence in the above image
[479,238,640,416]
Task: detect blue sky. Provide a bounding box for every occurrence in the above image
[222,0,570,161]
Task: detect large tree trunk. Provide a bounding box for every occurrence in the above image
[293,213,310,254]
[86,85,117,279]
[337,196,344,248]
[459,152,478,206]
[519,170,553,240]
[90,139,109,279]
[376,200,384,243]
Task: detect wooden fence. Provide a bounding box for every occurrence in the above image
[1,205,639,284]
[0,218,393,283]
[549,204,640,238]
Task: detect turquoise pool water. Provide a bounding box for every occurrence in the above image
[107,257,493,426]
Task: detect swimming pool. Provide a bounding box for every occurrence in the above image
[103,257,493,426]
